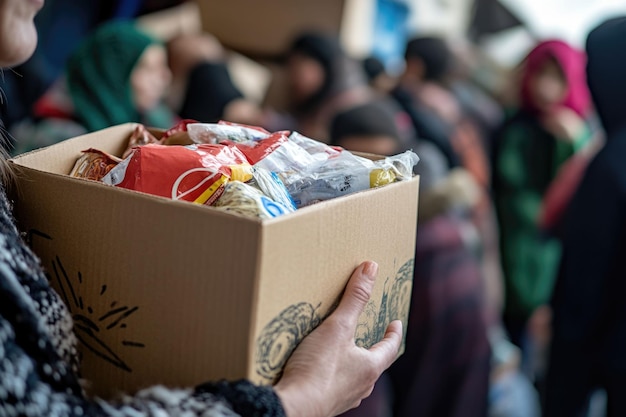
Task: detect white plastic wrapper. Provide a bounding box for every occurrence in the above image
[102,154,132,186]
[252,132,362,188]
[288,132,341,161]
[188,123,271,144]
[254,139,322,175]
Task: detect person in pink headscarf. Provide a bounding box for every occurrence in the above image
[492,40,595,376]
[519,40,591,119]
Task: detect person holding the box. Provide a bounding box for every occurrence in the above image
[0,0,403,416]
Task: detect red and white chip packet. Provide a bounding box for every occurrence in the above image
[103,144,252,206]
[222,132,290,165]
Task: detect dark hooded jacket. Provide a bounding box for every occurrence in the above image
[546,16,626,416]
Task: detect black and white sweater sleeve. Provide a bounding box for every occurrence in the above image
[0,191,285,417]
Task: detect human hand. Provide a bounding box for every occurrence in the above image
[541,107,585,143]
[527,305,552,348]
[273,262,403,417]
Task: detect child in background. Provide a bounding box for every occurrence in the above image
[492,40,593,374]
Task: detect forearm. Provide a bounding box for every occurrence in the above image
[0,314,284,417]
[553,124,591,167]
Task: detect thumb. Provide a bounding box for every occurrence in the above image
[368,320,403,370]
[332,261,378,330]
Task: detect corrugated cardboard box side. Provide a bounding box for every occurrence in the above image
[196,0,346,57]
[9,124,419,399]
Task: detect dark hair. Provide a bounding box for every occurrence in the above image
[330,101,402,148]
[286,32,351,113]
[404,36,452,82]
[362,56,386,82]
[0,145,12,185]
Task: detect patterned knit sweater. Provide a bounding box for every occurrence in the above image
[0,187,285,416]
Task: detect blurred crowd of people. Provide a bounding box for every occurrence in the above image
[3,1,626,416]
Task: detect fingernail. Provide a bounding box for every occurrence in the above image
[363,261,378,278]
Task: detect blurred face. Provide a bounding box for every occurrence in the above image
[286,53,325,104]
[403,57,426,84]
[0,0,44,67]
[131,45,172,113]
[528,57,567,112]
[335,135,399,156]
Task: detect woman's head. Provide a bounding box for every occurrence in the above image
[403,36,452,84]
[285,32,362,113]
[67,22,171,131]
[0,0,44,183]
[0,0,43,67]
[520,40,590,117]
[131,44,171,113]
[285,33,340,108]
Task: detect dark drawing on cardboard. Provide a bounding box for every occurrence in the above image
[255,302,322,382]
[387,259,413,339]
[255,259,414,382]
[30,229,144,373]
[50,255,144,372]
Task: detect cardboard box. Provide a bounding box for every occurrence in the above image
[196,0,346,58]
[9,123,419,399]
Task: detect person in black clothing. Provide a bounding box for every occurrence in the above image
[545,16,626,417]
[391,37,460,169]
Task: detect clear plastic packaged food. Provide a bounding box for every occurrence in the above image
[250,167,296,212]
[188,121,271,144]
[286,151,419,207]
[214,181,291,219]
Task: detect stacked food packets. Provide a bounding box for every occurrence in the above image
[70,121,419,219]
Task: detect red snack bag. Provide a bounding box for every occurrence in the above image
[161,119,198,140]
[160,119,198,147]
[69,149,122,181]
[222,131,291,165]
[104,144,251,206]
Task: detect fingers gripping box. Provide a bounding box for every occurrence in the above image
[9,123,419,398]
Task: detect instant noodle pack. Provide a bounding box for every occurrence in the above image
[10,122,420,399]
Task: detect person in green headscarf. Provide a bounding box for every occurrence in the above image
[67,20,175,131]
[10,21,174,155]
